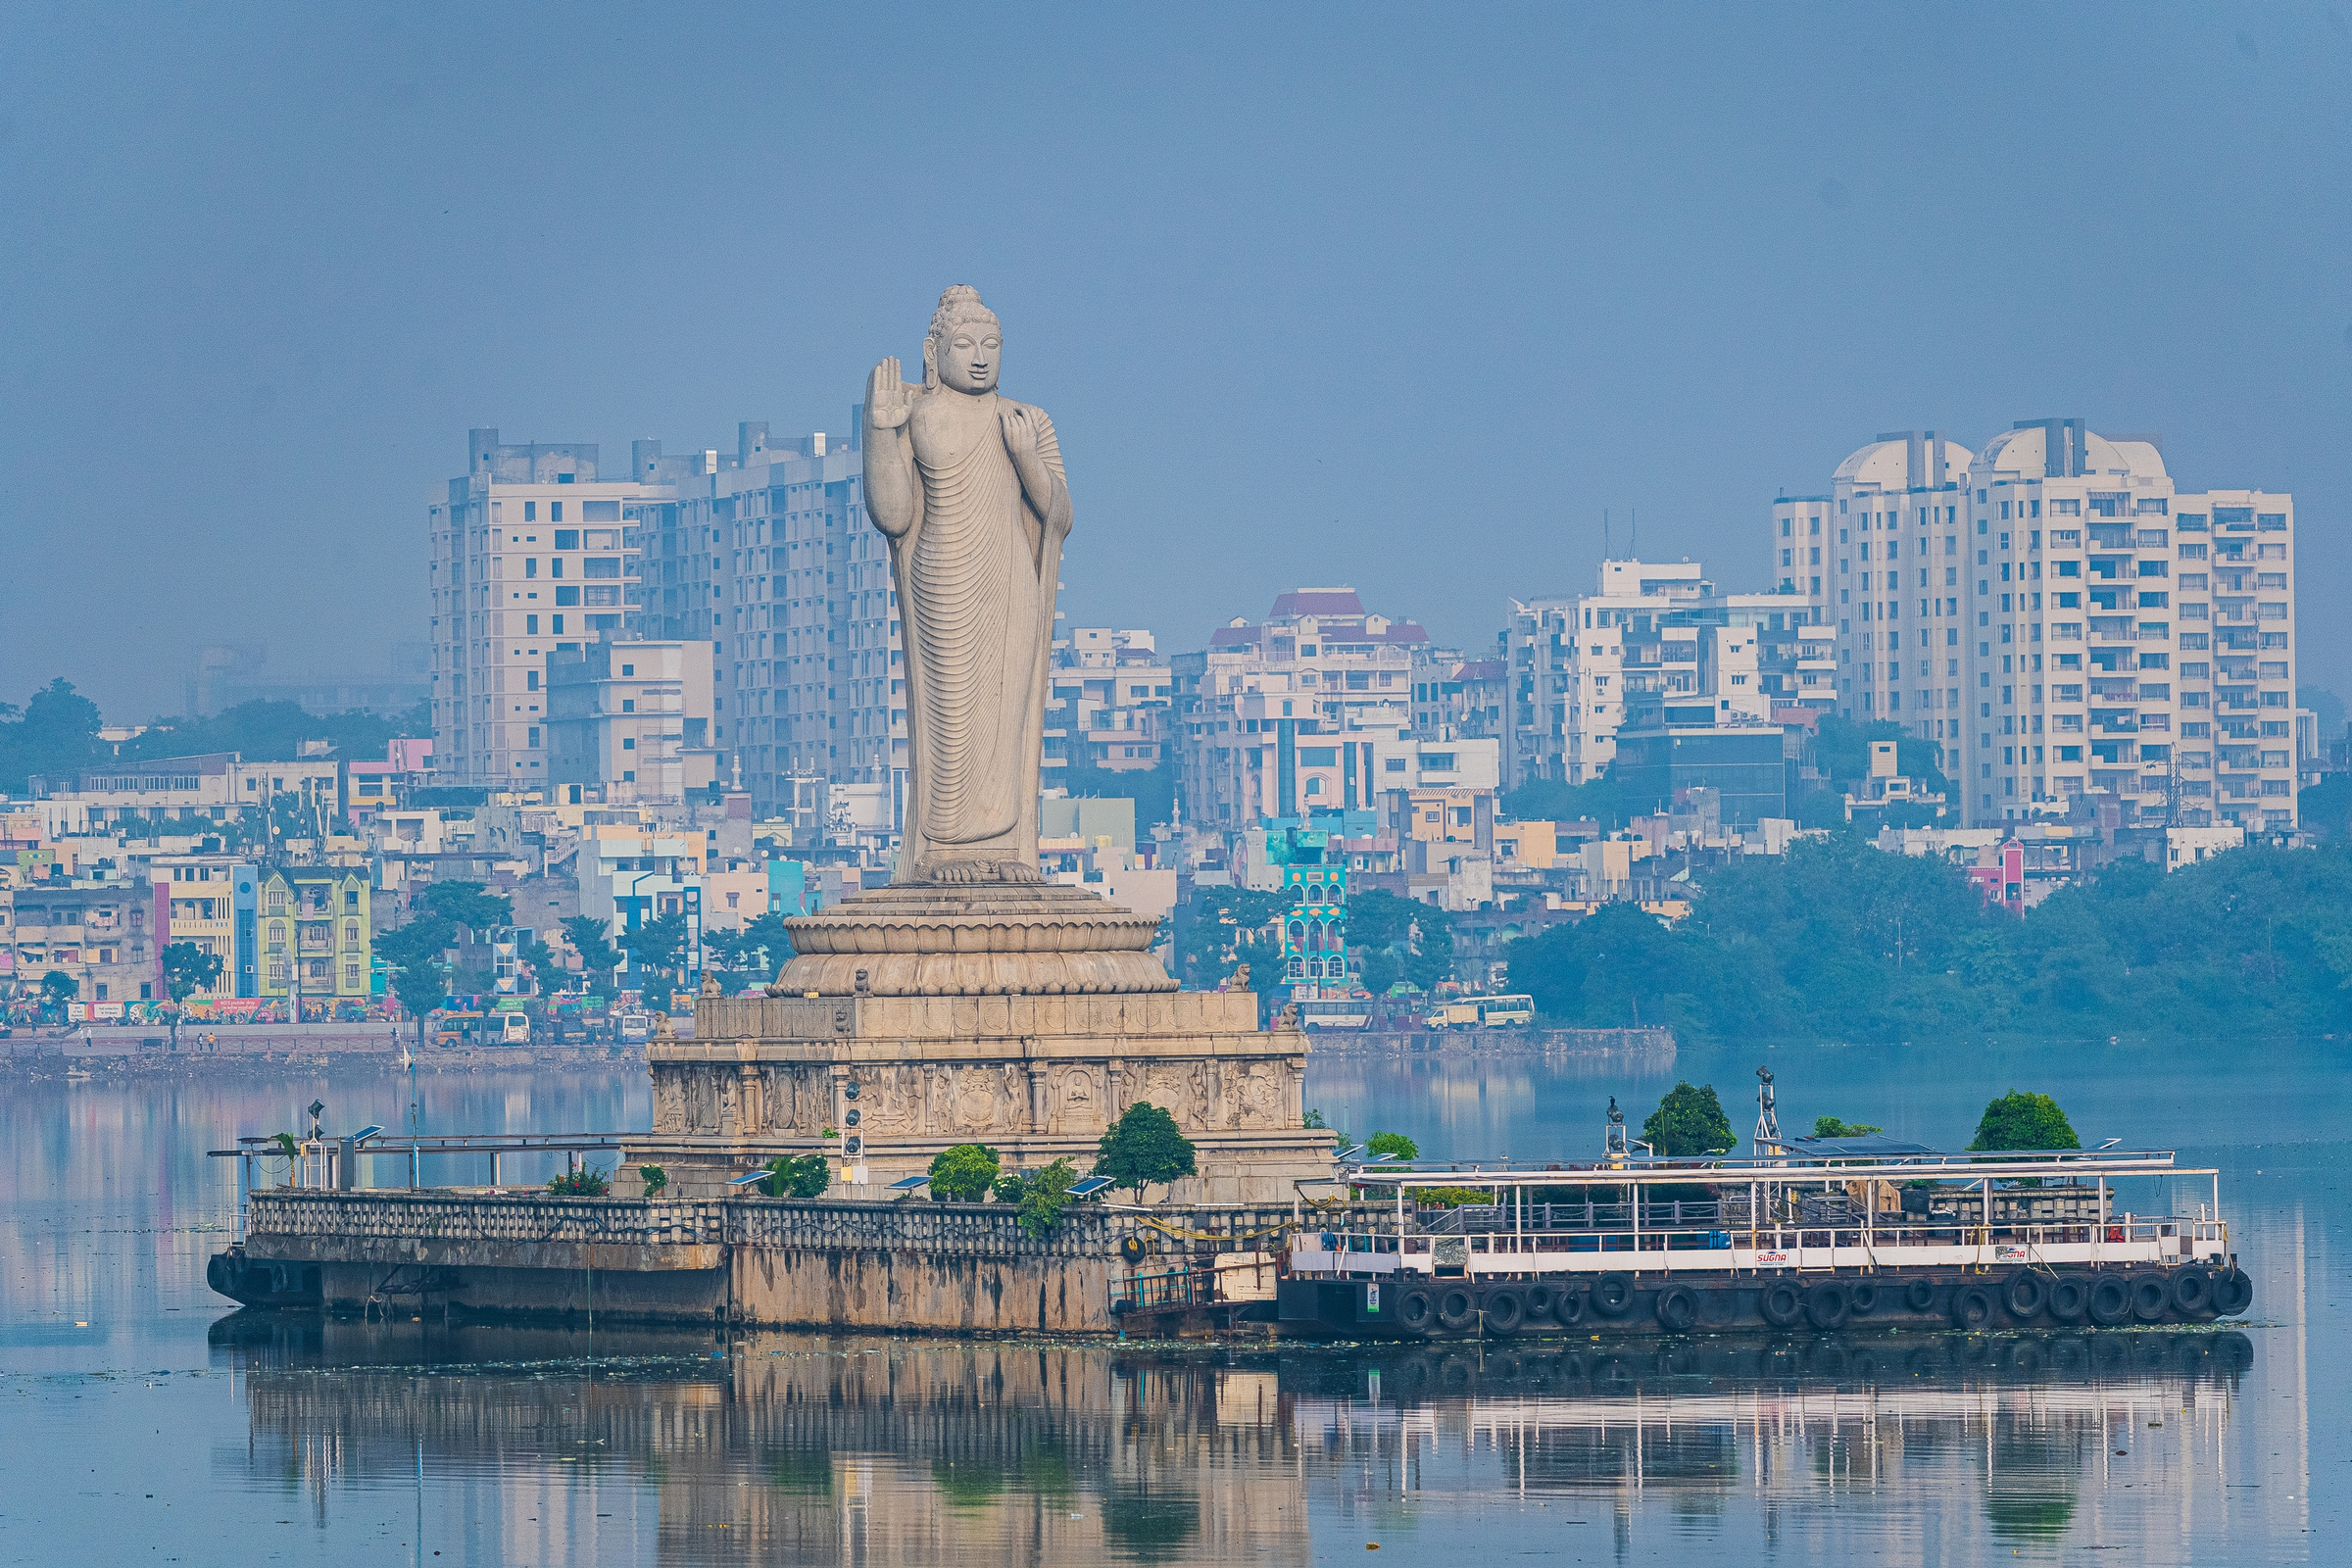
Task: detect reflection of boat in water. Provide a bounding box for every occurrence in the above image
[1281,1329,2252,1414]
[1290,1330,2256,1536]
[1264,1094,2251,1341]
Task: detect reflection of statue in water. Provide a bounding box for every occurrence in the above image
[863,286,1073,885]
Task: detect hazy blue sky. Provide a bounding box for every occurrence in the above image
[4,3,2348,721]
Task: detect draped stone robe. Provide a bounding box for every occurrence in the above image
[887,388,1067,880]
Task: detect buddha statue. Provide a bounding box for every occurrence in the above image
[863,286,1073,885]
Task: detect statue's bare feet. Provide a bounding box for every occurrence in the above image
[996,860,1043,884]
[925,859,982,885]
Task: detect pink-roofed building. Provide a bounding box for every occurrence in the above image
[1173,586,1459,829]
[348,737,435,818]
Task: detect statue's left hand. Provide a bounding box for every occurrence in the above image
[1001,404,1052,495]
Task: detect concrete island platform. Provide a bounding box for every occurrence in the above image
[208,1189,1313,1335]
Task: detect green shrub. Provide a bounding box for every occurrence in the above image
[928,1144,1001,1202]
[760,1153,832,1199]
[1810,1116,1882,1139]
[638,1163,667,1198]
[1402,1185,1498,1208]
[548,1165,611,1197]
[1015,1157,1078,1239]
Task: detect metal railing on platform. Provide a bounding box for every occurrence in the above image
[207,1131,640,1237]
[1121,1267,1202,1313]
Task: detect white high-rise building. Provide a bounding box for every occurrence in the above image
[429,431,656,789]
[1771,429,1973,752]
[632,421,899,826]
[1780,420,2298,832]
[433,420,899,821]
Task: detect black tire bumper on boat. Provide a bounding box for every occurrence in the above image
[1274,1262,2253,1338]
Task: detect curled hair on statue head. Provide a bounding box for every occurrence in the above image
[923,285,1001,388]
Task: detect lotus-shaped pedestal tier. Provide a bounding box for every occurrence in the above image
[772,882,1177,998]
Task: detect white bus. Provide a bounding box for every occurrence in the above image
[1474,994,1535,1027]
[1425,994,1536,1030]
[1299,999,1373,1031]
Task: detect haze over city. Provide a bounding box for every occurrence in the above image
[12,10,2352,1567]
[4,3,2348,718]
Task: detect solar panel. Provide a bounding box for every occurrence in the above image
[1788,1134,1940,1157]
[1066,1177,1115,1198]
[887,1175,930,1191]
[726,1171,770,1187]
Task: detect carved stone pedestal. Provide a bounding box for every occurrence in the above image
[624,987,1334,1205]
[764,882,1177,999]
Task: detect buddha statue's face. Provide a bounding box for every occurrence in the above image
[933,316,1002,394]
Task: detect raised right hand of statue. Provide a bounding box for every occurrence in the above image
[866,357,911,429]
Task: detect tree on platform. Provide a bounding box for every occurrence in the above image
[1095,1102,1198,1202]
[38,969,76,1019]
[760,1152,831,1199]
[1641,1082,1737,1156]
[1014,1157,1078,1239]
[1968,1091,2080,1151]
[928,1143,1001,1202]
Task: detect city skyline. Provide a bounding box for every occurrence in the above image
[4,6,2347,719]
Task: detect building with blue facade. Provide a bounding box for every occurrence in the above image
[1260,823,1353,997]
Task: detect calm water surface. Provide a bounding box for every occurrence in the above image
[0,1039,2340,1565]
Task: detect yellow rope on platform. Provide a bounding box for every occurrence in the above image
[1136,1217,1296,1245]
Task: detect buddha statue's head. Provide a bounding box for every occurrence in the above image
[925,285,1003,394]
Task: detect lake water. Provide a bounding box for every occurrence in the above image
[0,1038,2340,1565]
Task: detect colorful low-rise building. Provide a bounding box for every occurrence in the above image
[254,868,372,1001]
[154,856,260,998]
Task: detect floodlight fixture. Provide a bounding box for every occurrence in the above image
[352,1125,384,1142]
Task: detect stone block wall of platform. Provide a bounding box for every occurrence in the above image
[236,1190,1163,1332]
[630,991,1333,1203]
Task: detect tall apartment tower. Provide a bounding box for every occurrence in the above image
[429,432,660,789]
[629,420,898,825]
[1771,429,1973,754]
[1779,421,2297,832]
